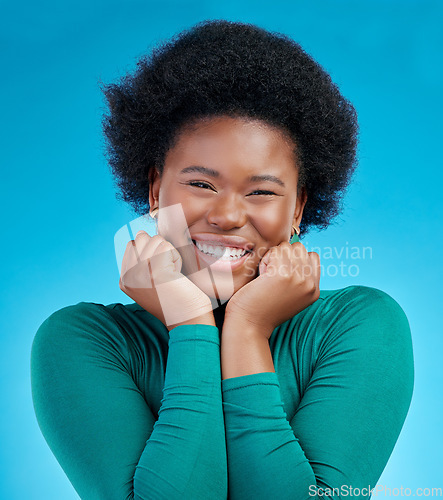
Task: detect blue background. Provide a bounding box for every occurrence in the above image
[1,1,442,497]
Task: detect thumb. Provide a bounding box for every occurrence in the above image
[258,249,272,276]
[169,245,183,273]
[150,240,183,279]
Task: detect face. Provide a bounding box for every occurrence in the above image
[149,116,307,300]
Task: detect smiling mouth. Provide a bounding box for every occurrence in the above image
[191,240,252,261]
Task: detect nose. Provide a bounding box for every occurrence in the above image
[206,192,248,230]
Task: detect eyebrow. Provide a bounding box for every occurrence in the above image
[180,166,286,187]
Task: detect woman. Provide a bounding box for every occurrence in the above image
[31,20,414,499]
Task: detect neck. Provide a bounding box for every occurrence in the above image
[213,300,228,332]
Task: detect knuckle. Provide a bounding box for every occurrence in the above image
[151,235,165,243]
[301,278,317,294]
[292,243,307,256]
[308,280,318,294]
[307,278,319,295]
[278,266,291,278]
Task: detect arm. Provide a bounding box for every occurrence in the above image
[221,321,275,379]
[220,287,414,499]
[31,302,227,500]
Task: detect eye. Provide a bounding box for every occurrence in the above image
[187,181,214,190]
[248,190,277,196]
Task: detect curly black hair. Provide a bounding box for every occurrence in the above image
[101,19,358,236]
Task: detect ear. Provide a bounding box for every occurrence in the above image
[148,167,161,211]
[292,186,307,228]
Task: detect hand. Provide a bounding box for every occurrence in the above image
[225,241,320,338]
[119,231,215,329]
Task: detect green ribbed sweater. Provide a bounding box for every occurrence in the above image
[30,285,414,499]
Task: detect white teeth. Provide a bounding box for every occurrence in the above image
[194,241,248,260]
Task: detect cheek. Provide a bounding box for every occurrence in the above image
[253,210,290,244]
[158,188,202,235]
[166,190,204,220]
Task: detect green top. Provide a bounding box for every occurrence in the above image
[30,285,414,499]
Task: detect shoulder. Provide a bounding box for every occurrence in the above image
[31,302,121,362]
[319,285,414,415]
[33,301,115,341]
[283,285,411,343]
[314,285,413,366]
[31,301,168,360]
[320,283,404,308]
[319,285,410,329]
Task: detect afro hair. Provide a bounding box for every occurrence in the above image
[101,19,359,236]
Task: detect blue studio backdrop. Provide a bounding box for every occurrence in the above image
[1,1,442,498]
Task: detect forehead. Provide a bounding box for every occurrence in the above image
[165,116,299,174]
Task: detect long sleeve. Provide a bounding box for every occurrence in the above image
[221,286,414,499]
[30,302,227,500]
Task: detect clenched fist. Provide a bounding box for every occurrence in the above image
[225,241,320,337]
[119,231,215,330]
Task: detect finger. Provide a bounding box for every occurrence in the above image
[121,239,140,280]
[259,244,291,275]
[135,230,150,239]
[126,231,153,269]
[121,232,156,280]
[153,240,182,267]
[124,235,181,287]
[275,241,293,264]
[258,247,273,275]
[290,240,308,258]
[121,258,153,290]
[308,251,321,286]
[149,240,182,283]
[138,234,167,261]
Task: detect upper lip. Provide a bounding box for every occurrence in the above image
[191,233,255,252]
